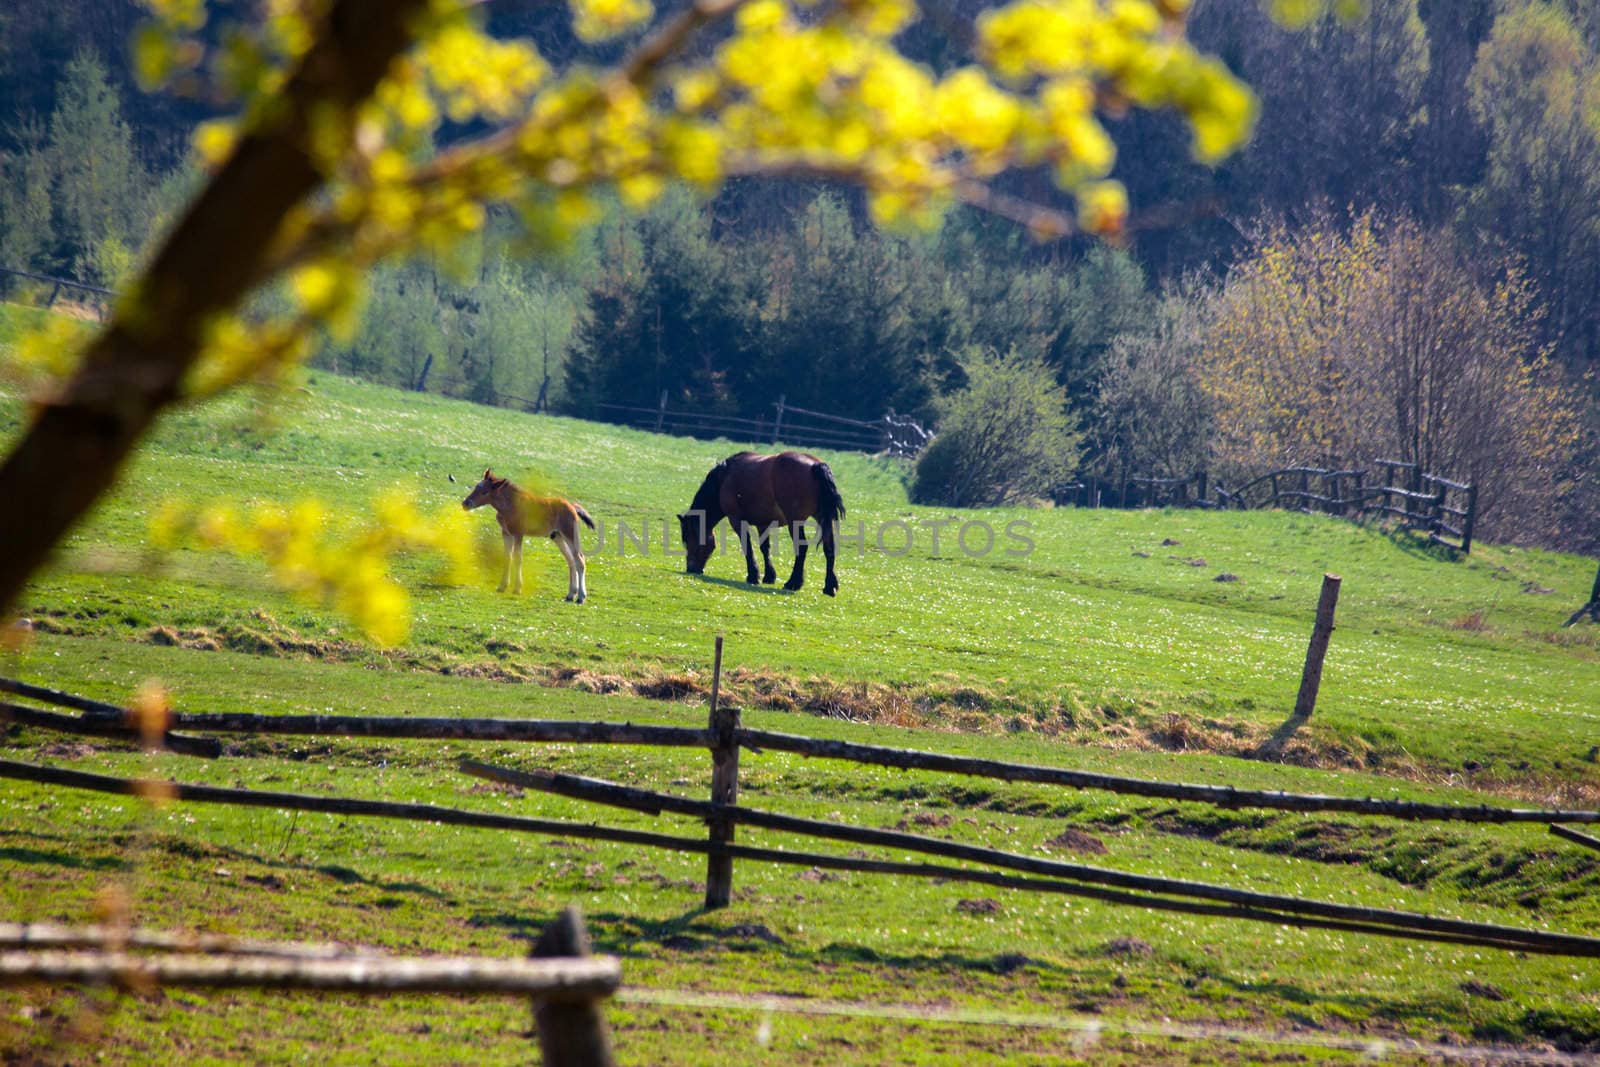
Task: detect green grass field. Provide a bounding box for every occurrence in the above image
[4,315,1600,1064]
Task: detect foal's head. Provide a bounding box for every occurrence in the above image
[678,511,715,574]
[462,469,509,511]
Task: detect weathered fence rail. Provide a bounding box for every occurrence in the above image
[0,910,619,1067]
[10,697,1598,824]
[0,265,115,318]
[1065,460,1478,552]
[7,660,1600,965]
[6,756,1600,959]
[593,392,929,458]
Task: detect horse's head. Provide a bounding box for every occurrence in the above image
[678,511,715,574]
[462,469,506,510]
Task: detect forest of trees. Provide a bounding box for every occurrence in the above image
[1,0,1595,548]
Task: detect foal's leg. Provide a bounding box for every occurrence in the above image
[738,522,761,585]
[573,540,587,603]
[553,532,580,602]
[510,534,525,594]
[498,531,516,593]
[759,524,778,585]
[783,520,810,591]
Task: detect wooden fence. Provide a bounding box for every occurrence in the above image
[5,661,1600,963]
[594,393,931,458]
[1,266,115,319]
[1064,460,1478,553]
[0,910,619,1066]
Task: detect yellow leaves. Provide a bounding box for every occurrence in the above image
[1183,59,1258,162]
[570,0,654,43]
[933,68,1025,172]
[5,315,90,389]
[674,70,722,114]
[192,121,238,169]
[186,313,312,398]
[619,172,666,208]
[289,262,365,341]
[737,0,789,33]
[152,489,479,647]
[838,0,917,38]
[662,121,725,185]
[141,0,205,33]
[420,19,549,122]
[1075,179,1127,237]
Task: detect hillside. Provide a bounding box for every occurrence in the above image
[3,362,1595,795]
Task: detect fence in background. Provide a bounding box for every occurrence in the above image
[1062,460,1478,553]
[1,266,115,320]
[595,393,930,458]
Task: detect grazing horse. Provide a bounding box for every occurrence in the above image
[462,470,596,602]
[678,451,845,596]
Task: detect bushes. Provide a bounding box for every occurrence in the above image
[910,349,1082,507]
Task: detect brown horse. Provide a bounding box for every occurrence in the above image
[462,470,596,602]
[678,451,845,596]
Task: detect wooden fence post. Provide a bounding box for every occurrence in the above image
[530,906,616,1067]
[1195,470,1208,507]
[772,395,786,444]
[1460,484,1478,554]
[704,635,739,910]
[654,390,667,432]
[1294,574,1342,718]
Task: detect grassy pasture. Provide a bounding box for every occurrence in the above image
[3,321,1600,1063]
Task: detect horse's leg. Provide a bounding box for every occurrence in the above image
[497,531,515,592]
[738,522,761,585]
[821,516,839,597]
[783,520,809,591]
[759,524,778,585]
[511,533,525,594]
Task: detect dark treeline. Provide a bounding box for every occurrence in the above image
[1,0,1596,548]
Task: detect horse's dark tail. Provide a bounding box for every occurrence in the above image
[574,504,597,530]
[813,462,846,527]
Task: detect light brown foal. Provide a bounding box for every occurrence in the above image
[462,470,596,602]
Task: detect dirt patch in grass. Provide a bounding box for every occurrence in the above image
[631,673,703,700]
[1045,827,1108,854]
[106,612,1600,808]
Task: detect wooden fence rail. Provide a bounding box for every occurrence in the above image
[0,949,620,999]
[7,692,1600,825]
[0,265,115,319]
[9,661,1600,964]
[5,756,1600,959]
[0,911,619,1067]
[1067,461,1478,552]
[592,393,928,458]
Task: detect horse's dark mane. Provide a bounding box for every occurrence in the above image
[688,458,730,518]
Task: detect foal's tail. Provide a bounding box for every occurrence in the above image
[573,503,597,530]
[813,462,846,527]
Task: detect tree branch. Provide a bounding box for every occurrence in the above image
[0,0,434,614]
